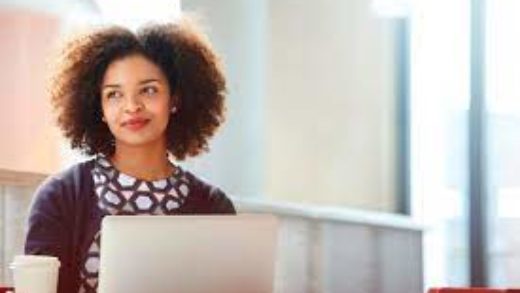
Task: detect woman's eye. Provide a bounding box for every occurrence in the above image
[106,91,122,99]
[142,86,158,96]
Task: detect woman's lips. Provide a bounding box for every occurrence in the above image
[122,118,150,131]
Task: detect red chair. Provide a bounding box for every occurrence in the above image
[429,288,518,293]
[0,287,14,293]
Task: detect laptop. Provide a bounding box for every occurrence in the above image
[97,214,279,293]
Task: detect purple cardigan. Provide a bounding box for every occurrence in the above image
[24,159,235,293]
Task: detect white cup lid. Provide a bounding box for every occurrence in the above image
[10,255,60,269]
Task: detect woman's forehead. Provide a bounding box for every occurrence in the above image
[102,54,167,86]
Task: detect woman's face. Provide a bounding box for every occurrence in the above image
[100,54,174,150]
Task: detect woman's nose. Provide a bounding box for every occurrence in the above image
[124,95,143,113]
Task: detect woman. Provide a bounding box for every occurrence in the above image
[24,17,235,293]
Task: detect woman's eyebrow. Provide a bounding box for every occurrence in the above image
[102,84,121,89]
[102,79,160,90]
[139,79,160,85]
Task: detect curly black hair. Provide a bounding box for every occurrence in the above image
[49,18,226,160]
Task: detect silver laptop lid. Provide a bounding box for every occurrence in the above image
[98,214,278,293]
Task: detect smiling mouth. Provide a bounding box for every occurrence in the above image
[122,119,150,130]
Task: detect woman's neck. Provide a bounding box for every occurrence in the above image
[110,143,174,181]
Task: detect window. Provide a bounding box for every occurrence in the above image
[409,0,471,287]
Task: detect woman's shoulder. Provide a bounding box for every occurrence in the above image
[181,170,236,214]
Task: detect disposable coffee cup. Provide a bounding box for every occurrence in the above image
[10,255,60,293]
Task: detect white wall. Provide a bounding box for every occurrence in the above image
[265,0,397,210]
[184,0,398,211]
[182,0,268,198]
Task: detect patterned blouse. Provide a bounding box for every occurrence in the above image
[78,155,191,292]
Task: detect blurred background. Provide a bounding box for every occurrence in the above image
[0,0,519,292]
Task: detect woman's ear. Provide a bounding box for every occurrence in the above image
[170,94,179,114]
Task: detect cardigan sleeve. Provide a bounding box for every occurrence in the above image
[24,176,77,293]
[25,177,66,256]
[208,186,236,214]
[182,171,236,214]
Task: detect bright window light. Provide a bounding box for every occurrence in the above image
[371,0,411,18]
[94,0,181,31]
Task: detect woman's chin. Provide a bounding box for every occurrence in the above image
[115,135,163,149]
